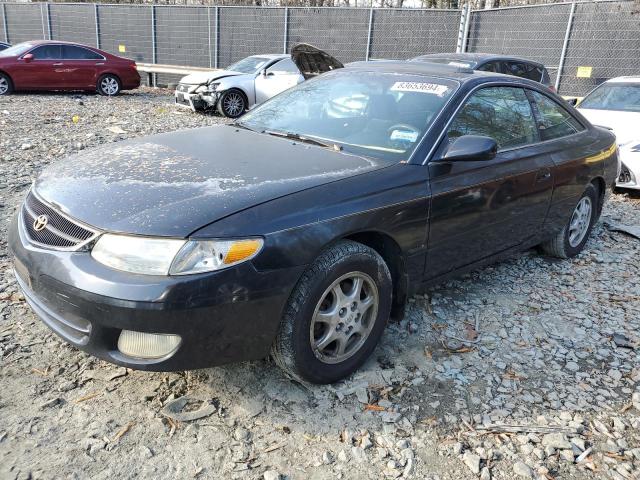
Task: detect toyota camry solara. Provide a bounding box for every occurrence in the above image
[9,61,619,384]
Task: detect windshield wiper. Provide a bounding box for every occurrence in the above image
[262,129,342,151]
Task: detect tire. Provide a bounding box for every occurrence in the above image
[217,89,247,118]
[0,72,13,95]
[271,240,392,384]
[97,74,121,96]
[540,183,598,259]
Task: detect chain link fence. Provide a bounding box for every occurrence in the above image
[0,0,638,95]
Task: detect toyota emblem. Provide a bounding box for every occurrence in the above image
[33,214,49,232]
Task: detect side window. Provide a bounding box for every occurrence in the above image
[447,87,538,150]
[63,45,103,60]
[31,45,62,60]
[268,58,300,74]
[477,61,501,73]
[529,90,584,141]
[504,61,527,78]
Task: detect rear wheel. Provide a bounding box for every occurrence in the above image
[97,74,121,96]
[217,89,247,118]
[0,73,13,95]
[271,241,392,384]
[540,184,598,258]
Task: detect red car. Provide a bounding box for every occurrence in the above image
[0,40,140,96]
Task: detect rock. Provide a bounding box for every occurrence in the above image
[480,467,491,480]
[512,461,533,479]
[233,427,250,442]
[559,449,575,462]
[541,433,572,450]
[565,361,580,372]
[608,369,623,381]
[322,451,334,465]
[337,450,348,463]
[263,471,280,480]
[462,452,481,475]
[20,143,33,150]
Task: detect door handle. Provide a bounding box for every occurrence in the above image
[53,63,64,66]
[95,62,105,66]
[536,169,551,182]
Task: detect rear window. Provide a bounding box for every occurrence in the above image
[504,61,544,82]
[63,45,103,60]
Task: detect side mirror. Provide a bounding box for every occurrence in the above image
[442,135,498,162]
[22,53,34,62]
[567,97,579,107]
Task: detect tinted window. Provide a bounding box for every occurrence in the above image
[579,83,640,113]
[268,58,300,74]
[503,61,543,82]
[447,87,538,150]
[31,45,62,60]
[62,45,103,60]
[530,90,584,140]
[240,71,458,162]
[477,61,501,73]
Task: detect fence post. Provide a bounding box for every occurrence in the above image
[283,7,289,54]
[207,7,212,68]
[461,3,472,53]
[151,5,157,86]
[94,4,100,49]
[365,7,373,60]
[45,3,52,40]
[556,2,576,92]
[214,6,219,69]
[1,3,8,44]
[40,3,47,40]
[456,3,467,53]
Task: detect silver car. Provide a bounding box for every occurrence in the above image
[175,44,343,118]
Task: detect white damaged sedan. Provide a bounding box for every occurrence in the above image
[175,45,344,118]
[578,76,640,189]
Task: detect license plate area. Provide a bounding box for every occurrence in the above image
[14,258,32,289]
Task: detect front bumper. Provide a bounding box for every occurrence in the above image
[8,212,303,371]
[175,88,218,112]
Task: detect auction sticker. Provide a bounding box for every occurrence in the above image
[391,81,449,96]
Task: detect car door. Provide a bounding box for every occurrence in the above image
[11,44,65,89]
[254,58,304,105]
[61,45,104,89]
[425,86,555,278]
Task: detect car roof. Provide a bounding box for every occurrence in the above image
[414,52,546,68]
[249,54,290,60]
[15,39,100,48]
[344,59,525,83]
[604,76,640,83]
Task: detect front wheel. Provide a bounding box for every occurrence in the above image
[97,74,121,96]
[540,183,598,258]
[217,90,247,118]
[0,73,13,95]
[271,241,392,384]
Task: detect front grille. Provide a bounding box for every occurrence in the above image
[22,192,98,250]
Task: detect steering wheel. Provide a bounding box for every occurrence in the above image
[387,123,421,148]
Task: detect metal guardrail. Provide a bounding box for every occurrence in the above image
[135,63,217,86]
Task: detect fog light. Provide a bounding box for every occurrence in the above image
[117,330,181,359]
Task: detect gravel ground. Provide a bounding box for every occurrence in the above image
[1,89,639,480]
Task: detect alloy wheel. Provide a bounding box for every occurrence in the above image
[101,77,119,96]
[568,196,592,247]
[310,272,379,364]
[223,92,244,117]
[0,77,8,95]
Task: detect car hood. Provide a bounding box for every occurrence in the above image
[34,125,388,237]
[179,69,246,85]
[578,108,640,146]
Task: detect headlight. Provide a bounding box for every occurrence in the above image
[91,234,263,276]
[207,82,220,93]
[187,84,204,94]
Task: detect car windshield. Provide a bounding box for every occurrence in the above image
[226,56,271,74]
[580,82,640,113]
[238,71,458,162]
[0,42,33,58]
